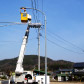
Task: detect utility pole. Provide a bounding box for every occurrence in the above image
[45,16,47,84]
[38,28,40,71]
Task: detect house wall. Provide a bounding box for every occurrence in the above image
[61,71,72,74]
[58,76,68,81]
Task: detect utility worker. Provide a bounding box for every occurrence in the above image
[20,8,27,16]
[20,8,28,22]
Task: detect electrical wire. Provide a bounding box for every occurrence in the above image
[34,0,38,22]
[41,28,84,52]
[42,0,44,25]
[37,0,40,22]
[0,22,27,27]
[0,24,26,27]
[32,0,41,40]
[0,24,15,27]
[34,0,36,9]
[46,31,71,45]
[42,36,84,54]
[0,38,37,44]
[31,0,36,22]
[0,41,19,43]
[47,30,84,52]
[0,22,27,24]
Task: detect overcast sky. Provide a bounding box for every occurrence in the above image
[0,0,84,62]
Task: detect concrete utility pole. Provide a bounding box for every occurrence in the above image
[45,16,47,84]
[38,28,40,71]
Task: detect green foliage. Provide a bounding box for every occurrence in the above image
[1,75,7,79]
[74,75,79,81]
[48,60,74,71]
[0,55,74,72]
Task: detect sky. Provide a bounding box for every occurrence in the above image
[0,0,84,62]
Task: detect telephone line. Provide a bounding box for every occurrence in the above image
[31,0,36,22]
[0,24,26,27]
[0,22,27,24]
[46,30,84,52]
[42,36,84,54]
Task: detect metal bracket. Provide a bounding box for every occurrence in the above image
[28,23,41,28]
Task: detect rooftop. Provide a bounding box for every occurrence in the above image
[74,62,84,68]
[59,69,73,72]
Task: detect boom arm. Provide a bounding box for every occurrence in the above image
[15,25,30,73]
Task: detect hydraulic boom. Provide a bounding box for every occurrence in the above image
[15,25,30,73]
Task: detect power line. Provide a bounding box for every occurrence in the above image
[46,31,68,44]
[31,0,36,22]
[42,36,84,54]
[34,0,36,9]
[47,30,84,52]
[0,24,26,27]
[42,0,44,25]
[0,38,37,44]
[34,0,38,22]
[42,28,84,52]
[0,41,19,43]
[37,0,39,22]
[0,24,15,27]
[33,0,40,23]
[46,31,80,49]
[0,22,27,27]
[0,22,27,24]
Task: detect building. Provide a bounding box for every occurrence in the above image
[54,69,73,81]
[73,62,84,76]
[0,72,5,77]
[73,62,84,81]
